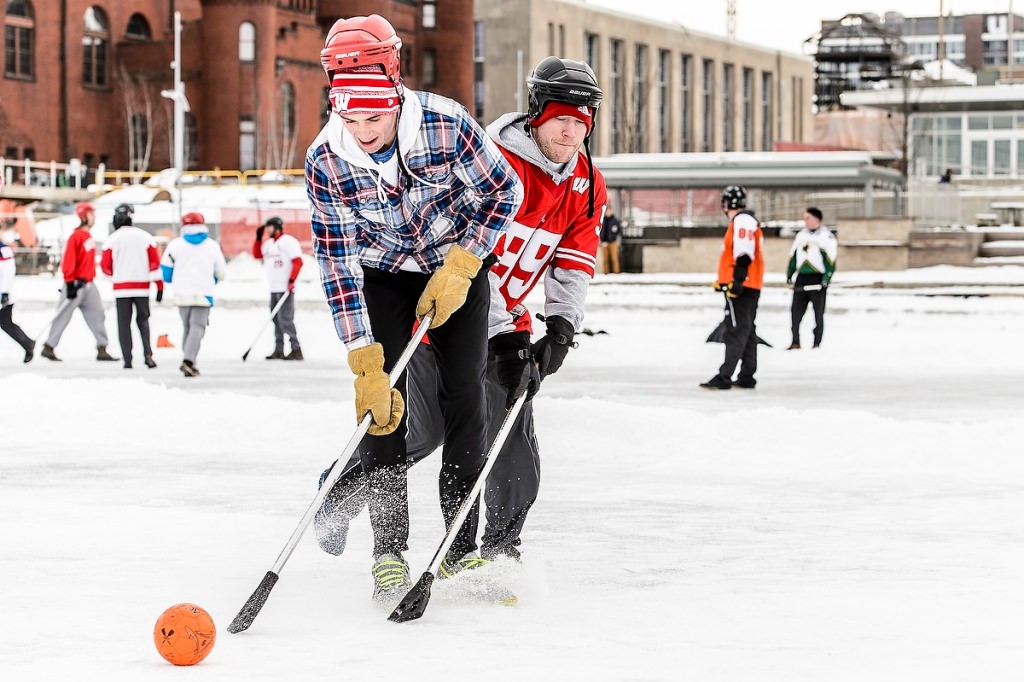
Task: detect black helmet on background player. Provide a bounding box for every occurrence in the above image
[113,203,134,229]
[527,57,603,139]
[263,216,284,236]
[721,185,747,210]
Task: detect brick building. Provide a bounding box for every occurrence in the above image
[0,0,473,174]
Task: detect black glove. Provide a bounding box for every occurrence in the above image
[65,281,79,300]
[1,293,9,307]
[256,226,265,242]
[489,331,540,409]
[155,287,164,303]
[531,315,575,379]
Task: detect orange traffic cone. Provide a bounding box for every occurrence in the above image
[157,334,175,348]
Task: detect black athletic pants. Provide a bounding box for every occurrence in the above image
[116,297,153,363]
[358,265,490,559]
[791,273,827,347]
[718,288,760,383]
[0,303,33,352]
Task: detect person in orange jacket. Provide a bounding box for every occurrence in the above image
[701,185,764,390]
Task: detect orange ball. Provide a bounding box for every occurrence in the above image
[153,603,217,666]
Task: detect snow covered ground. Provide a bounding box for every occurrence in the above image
[2,259,1023,680]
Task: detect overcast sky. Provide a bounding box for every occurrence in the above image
[584,0,1017,55]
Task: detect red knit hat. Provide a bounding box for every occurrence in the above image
[530,101,593,133]
[329,65,402,116]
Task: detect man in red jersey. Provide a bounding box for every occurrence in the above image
[41,202,117,362]
[314,56,607,568]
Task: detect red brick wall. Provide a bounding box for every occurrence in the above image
[0,0,473,172]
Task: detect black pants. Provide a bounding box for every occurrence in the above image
[358,265,490,559]
[1,303,33,352]
[115,297,153,362]
[718,288,760,383]
[791,274,827,347]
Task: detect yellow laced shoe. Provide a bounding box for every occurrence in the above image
[371,553,412,604]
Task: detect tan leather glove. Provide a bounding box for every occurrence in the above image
[348,343,404,436]
[415,244,482,328]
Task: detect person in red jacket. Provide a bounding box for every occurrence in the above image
[701,185,764,390]
[41,202,117,362]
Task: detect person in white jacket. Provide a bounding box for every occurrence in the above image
[160,212,227,377]
[253,216,303,360]
[100,204,163,369]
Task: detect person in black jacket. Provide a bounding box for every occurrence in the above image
[600,208,622,273]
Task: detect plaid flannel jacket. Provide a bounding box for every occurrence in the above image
[306,90,522,348]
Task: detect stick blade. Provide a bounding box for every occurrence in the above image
[388,572,434,623]
[227,570,279,633]
[242,350,250,362]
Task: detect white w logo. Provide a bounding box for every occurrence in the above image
[572,177,590,194]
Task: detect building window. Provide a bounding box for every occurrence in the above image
[680,54,692,152]
[82,6,109,87]
[584,32,599,71]
[792,76,804,140]
[239,22,255,63]
[632,43,648,152]
[185,113,198,170]
[610,39,624,153]
[657,49,670,152]
[722,63,734,151]
[761,71,773,151]
[128,113,149,171]
[473,21,484,120]
[240,117,256,170]
[125,12,151,40]
[422,0,436,29]
[281,81,296,140]
[4,0,34,78]
[701,58,714,152]
[742,67,753,151]
[422,48,437,86]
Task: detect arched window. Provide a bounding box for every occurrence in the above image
[126,13,151,40]
[82,6,109,86]
[239,22,255,62]
[4,0,35,78]
[281,81,295,139]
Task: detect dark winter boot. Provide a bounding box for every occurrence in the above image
[180,360,200,377]
[787,342,801,350]
[144,354,157,369]
[23,340,35,364]
[265,350,286,360]
[41,344,61,361]
[732,378,757,389]
[285,348,304,361]
[123,359,133,369]
[699,375,732,390]
[96,345,118,361]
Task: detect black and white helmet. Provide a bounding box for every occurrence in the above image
[721,185,747,210]
[112,203,134,229]
[527,56,603,137]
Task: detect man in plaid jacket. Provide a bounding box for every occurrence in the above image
[306,14,522,604]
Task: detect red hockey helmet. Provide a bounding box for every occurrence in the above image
[320,14,402,83]
[181,212,205,225]
[75,202,95,221]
